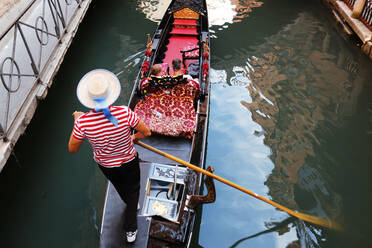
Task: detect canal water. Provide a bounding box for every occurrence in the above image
[1,0,372,247]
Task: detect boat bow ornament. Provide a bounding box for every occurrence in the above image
[169,0,207,15]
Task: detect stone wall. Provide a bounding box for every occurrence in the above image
[0,0,20,18]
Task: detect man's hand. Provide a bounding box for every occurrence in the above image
[131,134,138,144]
[131,120,151,144]
[72,111,84,120]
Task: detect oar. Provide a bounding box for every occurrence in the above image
[136,140,342,231]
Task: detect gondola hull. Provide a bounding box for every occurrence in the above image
[100,0,210,247]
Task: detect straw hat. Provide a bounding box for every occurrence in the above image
[76,69,121,109]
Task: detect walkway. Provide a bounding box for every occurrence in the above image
[0,0,92,171]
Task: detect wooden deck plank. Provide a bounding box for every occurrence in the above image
[135,135,192,165]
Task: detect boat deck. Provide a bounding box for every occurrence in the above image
[100,135,192,248]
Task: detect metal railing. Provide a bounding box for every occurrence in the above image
[361,0,372,30]
[342,0,372,30]
[343,0,356,8]
[0,0,86,140]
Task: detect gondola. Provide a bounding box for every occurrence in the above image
[100,0,213,247]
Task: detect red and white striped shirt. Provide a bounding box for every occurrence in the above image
[72,106,139,167]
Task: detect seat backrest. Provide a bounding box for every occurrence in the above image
[140,75,188,95]
[186,62,199,78]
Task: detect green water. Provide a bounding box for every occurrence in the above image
[1,0,372,247]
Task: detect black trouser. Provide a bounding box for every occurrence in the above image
[98,154,140,232]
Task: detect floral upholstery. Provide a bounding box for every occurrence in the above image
[134,82,200,139]
[140,75,186,95]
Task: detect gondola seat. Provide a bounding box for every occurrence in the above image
[170,28,198,36]
[162,15,200,75]
[180,44,200,77]
[134,77,200,139]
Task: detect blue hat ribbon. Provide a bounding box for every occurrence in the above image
[93,94,118,126]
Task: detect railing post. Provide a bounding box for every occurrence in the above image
[0,124,3,135]
[352,0,366,18]
[16,23,40,77]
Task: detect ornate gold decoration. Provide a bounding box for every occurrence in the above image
[203,38,209,54]
[146,33,152,51]
[173,8,199,19]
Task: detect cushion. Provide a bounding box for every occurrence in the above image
[134,83,199,139]
[182,44,199,58]
[140,75,189,95]
[185,61,199,77]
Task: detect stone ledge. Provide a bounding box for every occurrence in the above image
[325,0,372,59]
[0,0,33,38]
[333,0,372,43]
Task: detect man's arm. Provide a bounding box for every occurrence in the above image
[131,120,151,143]
[68,132,83,153]
[68,111,85,153]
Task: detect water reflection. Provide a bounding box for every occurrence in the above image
[209,11,369,246]
[113,34,146,103]
[137,0,171,23]
[230,0,263,23]
[137,0,263,27]
[230,66,251,86]
[134,0,372,246]
[230,217,297,248]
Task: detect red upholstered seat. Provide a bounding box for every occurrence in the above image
[134,83,200,139]
[163,36,199,75]
[173,19,197,26]
[170,27,198,35]
[162,16,199,74]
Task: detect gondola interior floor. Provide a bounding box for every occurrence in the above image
[100,163,152,248]
[134,135,192,165]
[100,136,191,247]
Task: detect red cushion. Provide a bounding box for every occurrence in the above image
[174,19,197,26]
[163,36,199,75]
[134,84,199,139]
[170,27,198,35]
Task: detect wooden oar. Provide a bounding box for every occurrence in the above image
[136,140,342,231]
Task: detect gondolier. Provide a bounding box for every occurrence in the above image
[68,69,151,243]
